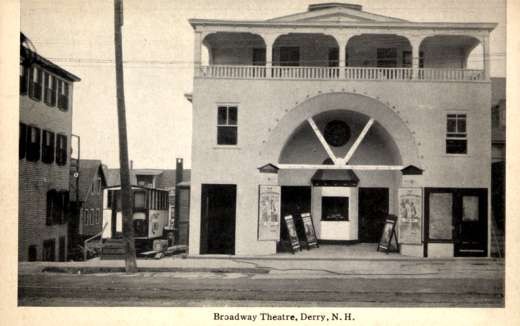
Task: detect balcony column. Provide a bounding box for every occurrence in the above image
[332,34,354,79]
[193,30,203,77]
[262,34,277,78]
[481,34,490,80]
[407,35,424,80]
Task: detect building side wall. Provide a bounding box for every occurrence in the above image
[19,92,73,261]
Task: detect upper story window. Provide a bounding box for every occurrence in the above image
[44,72,57,107]
[46,190,69,225]
[134,191,146,209]
[29,65,43,101]
[56,134,68,166]
[328,48,339,67]
[217,105,238,145]
[57,79,69,111]
[402,51,424,68]
[279,47,300,66]
[26,125,41,162]
[252,48,266,66]
[446,113,467,154]
[41,130,55,164]
[20,64,28,95]
[377,48,397,67]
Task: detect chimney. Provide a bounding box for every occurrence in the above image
[175,158,183,185]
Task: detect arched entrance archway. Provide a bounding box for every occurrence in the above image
[261,92,420,168]
[260,92,421,245]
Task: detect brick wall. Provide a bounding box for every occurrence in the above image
[19,87,73,261]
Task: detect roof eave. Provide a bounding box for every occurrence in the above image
[188,19,497,31]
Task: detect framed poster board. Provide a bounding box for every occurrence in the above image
[283,215,301,253]
[258,185,281,241]
[377,215,398,253]
[398,188,423,244]
[301,213,319,249]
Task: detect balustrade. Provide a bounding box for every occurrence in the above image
[197,65,485,82]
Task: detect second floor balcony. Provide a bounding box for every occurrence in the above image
[194,32,489,83]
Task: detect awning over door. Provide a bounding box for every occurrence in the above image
[311,168,359,187]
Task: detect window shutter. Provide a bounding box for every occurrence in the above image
[19,123,26,160]
[51,76,57,106]
[27,126,40,162]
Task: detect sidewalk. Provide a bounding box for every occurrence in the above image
[18,255,504,280]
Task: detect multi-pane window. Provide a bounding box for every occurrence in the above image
[134,191,146,209]
[446,114,467,154]
[26,126,41,162]
[217,105,238,145]
[57,79,69,111]
[377,48,397,67]
[41,130,55,164]
[44,72,57,107]
[29,66,43,100]
[56,134,68,166]
[46,190,68,225]
[20,64,28,95]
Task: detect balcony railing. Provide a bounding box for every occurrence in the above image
[197,65,485,82]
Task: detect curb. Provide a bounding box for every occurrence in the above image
[40,266,271,274]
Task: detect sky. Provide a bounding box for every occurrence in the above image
[20,0,506,169]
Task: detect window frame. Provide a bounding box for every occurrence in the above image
[55,134,68,166]
[216,104,238,146]
[44,71,57,107]
[26,125,41,162]
[57,78,69,111]
[20,63,29,95]
[446,113,468,155]
[41,130,55,164]
[29,65,43,101]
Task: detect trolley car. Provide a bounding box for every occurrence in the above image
[102,185,169,248]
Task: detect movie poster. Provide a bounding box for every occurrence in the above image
[258,185,281,240]
[398,188,423,244]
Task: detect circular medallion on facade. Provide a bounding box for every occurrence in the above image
[324,120,351,147]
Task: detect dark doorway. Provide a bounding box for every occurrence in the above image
[200,184,236,255]
[424,188,488,257]
[58,236,66,262]
[358,188,389,242]
[280,186,311,247]
[454,189,487,256]
[42,239,56,262]
[28,245,37,261]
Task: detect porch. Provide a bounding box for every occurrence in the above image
[195,32,488,82]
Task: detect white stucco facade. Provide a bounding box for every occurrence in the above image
[187,3,495,258]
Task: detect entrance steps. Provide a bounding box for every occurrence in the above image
[100,239,126,260]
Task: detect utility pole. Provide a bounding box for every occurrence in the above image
[114,0,137,273]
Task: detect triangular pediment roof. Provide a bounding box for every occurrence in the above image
[268,4,408,23]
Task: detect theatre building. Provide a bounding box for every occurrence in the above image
[186,3,496,258]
